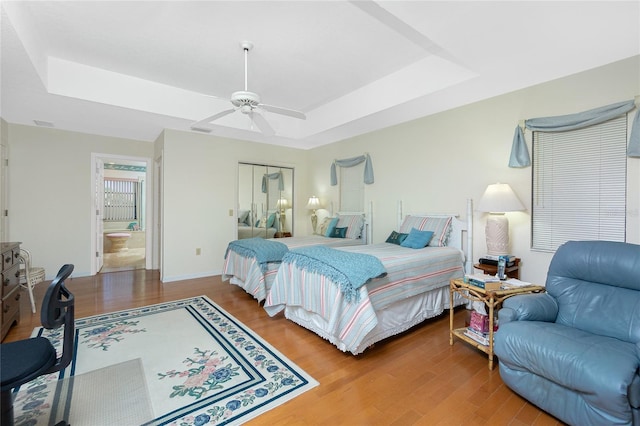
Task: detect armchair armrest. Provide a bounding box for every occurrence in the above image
[499,293,558,324]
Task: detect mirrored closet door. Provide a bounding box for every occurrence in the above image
[237,163,293,239]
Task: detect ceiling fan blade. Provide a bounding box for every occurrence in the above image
[259,103,306,120]
[191,108,236,128]
[249,111,275,136]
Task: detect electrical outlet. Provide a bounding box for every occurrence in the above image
[229,209,234,216]
[196,248,201,255]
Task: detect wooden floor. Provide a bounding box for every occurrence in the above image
[4,270,564,425]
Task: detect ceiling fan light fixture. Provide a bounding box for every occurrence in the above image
[192,41,306,135]
[231,91,260,108]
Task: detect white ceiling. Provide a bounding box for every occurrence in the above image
[2,1,639,149]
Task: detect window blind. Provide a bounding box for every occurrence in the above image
[532,115,627,251]
[104,178,139,221]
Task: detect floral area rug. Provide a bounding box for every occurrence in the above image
[13,296,318,425]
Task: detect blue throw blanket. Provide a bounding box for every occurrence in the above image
[282,246,387,303]
[226,238,289,272]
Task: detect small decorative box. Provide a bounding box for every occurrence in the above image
[469,311,489,333]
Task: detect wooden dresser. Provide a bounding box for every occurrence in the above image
[1,242,21,341]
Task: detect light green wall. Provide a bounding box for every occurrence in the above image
[158,129,309,281]
[3,55,638,284]
[6,124,154,277]
[307,55,640,285]
[0,118,8,242]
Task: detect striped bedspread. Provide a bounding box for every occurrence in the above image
[225,238,288,272]
[281,246,386,302]
[222,235,364,303]
[263,243,464,353]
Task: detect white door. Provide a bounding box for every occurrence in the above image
[95,158,104,272]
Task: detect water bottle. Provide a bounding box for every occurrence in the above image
[497,256,506,280]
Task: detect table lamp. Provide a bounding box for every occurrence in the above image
[476,183,525,256]
[306,196,321,234]
[276,198,288,232]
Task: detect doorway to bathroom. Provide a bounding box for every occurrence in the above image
[91,153,153,275]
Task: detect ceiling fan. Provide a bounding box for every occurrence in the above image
[191,41,306,136]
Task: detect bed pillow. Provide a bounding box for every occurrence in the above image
[329,227,347,238]
[400,228,434,249]
[266,213,277,228]
[399,216,453,247]
[238,209,250,225]
[318,217,331,235]
[336,214,365,239]
[324,217,339,237]
[385,231,408,245]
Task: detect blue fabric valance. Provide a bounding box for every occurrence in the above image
[509,99,640,167]
[262,172,284,193]
[330,153,374,186]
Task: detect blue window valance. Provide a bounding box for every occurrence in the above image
[509,99,640,167]
[330,153,374,186]
[262,172,284,193]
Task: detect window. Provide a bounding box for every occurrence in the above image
[340,162,364,212]
[104,178,140,221]
[532,115,627,251]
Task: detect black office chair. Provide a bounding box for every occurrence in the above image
[0,264,75,426]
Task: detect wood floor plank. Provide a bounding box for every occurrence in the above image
[3,270,564,425]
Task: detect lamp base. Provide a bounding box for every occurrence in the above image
[280,211,286,233]
[485,213,510,256]
[310,211,317,234]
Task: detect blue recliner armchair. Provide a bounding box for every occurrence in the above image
[494,240,640,426]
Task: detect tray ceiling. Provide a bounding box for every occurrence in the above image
[1,1,638,149]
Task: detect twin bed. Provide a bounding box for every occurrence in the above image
[223,213,368,302]
[222,201,473,355]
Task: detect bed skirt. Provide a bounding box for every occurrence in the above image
[281,286,466,355]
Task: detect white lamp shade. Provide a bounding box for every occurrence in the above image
[306,196,321,210]
[477,183,525,256]
[476,183,525,213]
[276,198,288,209]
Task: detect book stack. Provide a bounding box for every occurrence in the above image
[478,254,516,267]
[464,327,491,346]
[465,310,491,346]
[465,273,501,290]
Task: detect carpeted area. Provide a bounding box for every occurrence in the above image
[13,296,318,425]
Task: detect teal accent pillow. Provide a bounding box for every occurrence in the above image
[386,231,408,245]
[266,213,277,228]
[401,228,434,249]
[330,227,347,238]
[325,217,339,237]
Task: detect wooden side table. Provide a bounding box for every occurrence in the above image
[449,278,544,370]
[474,258,521,279]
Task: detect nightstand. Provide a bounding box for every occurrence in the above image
[474,258,521,279]
[449,278,545,369]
